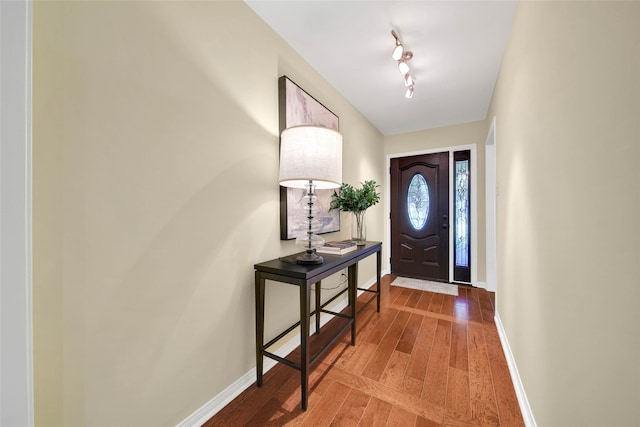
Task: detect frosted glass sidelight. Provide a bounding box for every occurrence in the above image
[455,160,470,268]
[407,174,429,230]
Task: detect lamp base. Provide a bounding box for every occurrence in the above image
[296,249,324,265]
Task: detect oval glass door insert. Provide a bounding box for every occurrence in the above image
[407,174,429,230]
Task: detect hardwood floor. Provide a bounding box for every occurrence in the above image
[204,275,524,426]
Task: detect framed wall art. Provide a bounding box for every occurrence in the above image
[278,76,341,240]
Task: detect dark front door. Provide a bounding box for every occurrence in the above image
[390,152,449,281]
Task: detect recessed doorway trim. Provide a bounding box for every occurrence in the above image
[485,117,497,293]
[386,144,477,285]
[0,1,34,425]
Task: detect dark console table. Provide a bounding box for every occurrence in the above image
[254,241,382,410]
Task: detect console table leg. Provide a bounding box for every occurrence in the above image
[376,249,382,312]
[255,272,265,387]
[348,263,357,346]
[315,281,321,335]
[300,282,311,410]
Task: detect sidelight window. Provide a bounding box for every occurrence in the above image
[454,150,471,282]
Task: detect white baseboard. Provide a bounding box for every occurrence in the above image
[494,312,537,427]
[485,279,497,292]
[360,272,383,293]
[474,281,487,290]
[176,276,380,427]
[175,367,255,427]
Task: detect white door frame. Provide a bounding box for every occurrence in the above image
[0,0,34,426]
[485,117,497,293]
[386,144,478,286]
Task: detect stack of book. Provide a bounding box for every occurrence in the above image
[316,240,357,255]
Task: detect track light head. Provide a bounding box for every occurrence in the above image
[392,44,404,60]
[404,74,414,87]
[405,86,414,99]
[398,61,410,75]
[391,29,404,60]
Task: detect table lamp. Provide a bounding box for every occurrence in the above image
[279,125,343,264]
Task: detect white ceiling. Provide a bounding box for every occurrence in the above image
[245,0,518,136]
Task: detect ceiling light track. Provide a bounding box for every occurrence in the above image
[391,29,415,99]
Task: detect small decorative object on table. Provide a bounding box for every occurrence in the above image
[316,240,357,255]
[330,180,381,245]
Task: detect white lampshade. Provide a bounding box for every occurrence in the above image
[279,125,342,189]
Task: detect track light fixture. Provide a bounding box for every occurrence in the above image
[391,29,415,99]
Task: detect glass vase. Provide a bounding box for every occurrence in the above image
[351,210,366,246]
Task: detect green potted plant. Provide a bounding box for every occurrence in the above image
[330,180,380,245]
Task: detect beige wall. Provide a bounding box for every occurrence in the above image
[487,1,640,425]
[384,120,488,283]
[32,2,384,426]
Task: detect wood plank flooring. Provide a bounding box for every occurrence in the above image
[204,275,524,426]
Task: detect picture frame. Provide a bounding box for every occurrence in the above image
[278,76,341,240]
